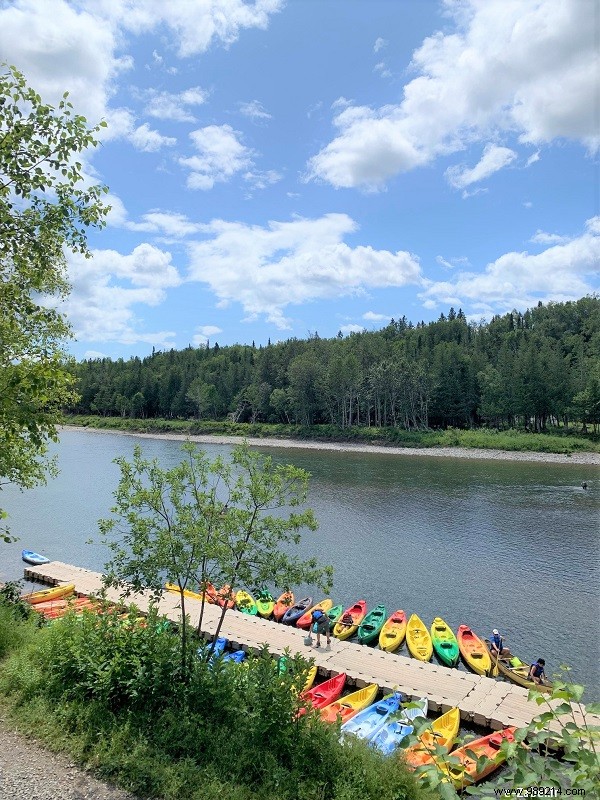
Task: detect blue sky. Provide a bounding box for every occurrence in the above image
[1,0,598,360]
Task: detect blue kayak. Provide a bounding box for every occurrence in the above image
[198,636,228,662]
[21,550,50,566]
[281,596,313,625]
[223,650,246,663]
[341,691,403,740]
[370,696,429,755]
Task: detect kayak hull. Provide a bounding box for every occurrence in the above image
[333,600,367,640]
[357,604,387,645]
[296,598,334,630]
[282,596,313,625]
[23,583,75,605]
[235,589,258,615]
[273,591,294,621]
[21,549,50,566]
[320,683,378,724]
[431,617,460,667]
[341,692,403,741]
[457,625,491,675]
[379,610,407,653]
[299,672,346,713]
[437,727,516,788]
[485,641,553,693]
[406,614,433,661]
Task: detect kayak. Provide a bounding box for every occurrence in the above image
[326,604,344,628]
[299,672,347,715]
[406,614,433,661]
[215,585,236,609]
[333,600,367,641]
[436,727,516,789]
[198,580,218,603]
[223,650,246,663]
[485,641,553,693]
[357,604,387,645]
[42,599,100,619]
[23,583,75,605]
[301,664,318,693]
[370,696,427,755]
[255,589,275,618]
[204,636,228,661]
[282,596,313,626]
[320,683,378,724]
[430,617,460,667]
[235,589,258,615]
[21,549,50,566]
[404,707,461,769]
[165,582,210,602]
[379,610,407,653]
[457,625,491,675]
[341,691,403,741]
[273,591,294,621]
[296,598,334,629]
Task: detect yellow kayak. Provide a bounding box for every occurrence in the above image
[24,583,75,605]
[404,707,461,769]
[406,614,433,661]
[301,665,318,693]
[235,589,258,615]
[320,683,378,724]
[379,609,407,652]
[333,600,367,641]
[165,582,208,602]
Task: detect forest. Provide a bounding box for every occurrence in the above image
[68,297,600,433]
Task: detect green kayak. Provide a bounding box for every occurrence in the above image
[357,604,387,645]
[430,617,460,667]
[256,589,274,618]
[327,604,344,628]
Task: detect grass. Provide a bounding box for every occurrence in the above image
[64,415,600,455]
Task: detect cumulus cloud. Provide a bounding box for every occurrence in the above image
[307,0,599,189]
[340,324,365,335]
[374,37,387,53]
[144,87,209,122]
[530,230,569,245]
[129,123,176,152]
[180,124,253,190]
[193,325,223,346]
[363,311,389,321]
[445,144,517,189]
[186,213,423,328]
[421,216,600,314]
[63,243,181,346]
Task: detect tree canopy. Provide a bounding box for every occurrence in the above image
[0,64,108,540]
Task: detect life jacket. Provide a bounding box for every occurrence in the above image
[530,662,544,678]
[491,633,503,650]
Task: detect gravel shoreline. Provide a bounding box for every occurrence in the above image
[62,425,600,466]
[0,718,138,800]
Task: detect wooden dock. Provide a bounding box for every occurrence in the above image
[23,562,596,733]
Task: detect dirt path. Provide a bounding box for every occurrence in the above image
[0,719,138,800]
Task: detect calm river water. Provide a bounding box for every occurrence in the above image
[2,428,599,698]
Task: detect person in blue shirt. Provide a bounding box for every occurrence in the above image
[489,628,509,658]
[311,609,331,648]
[528,658,547,685]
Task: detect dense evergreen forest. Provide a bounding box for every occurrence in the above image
[68,297,600,433]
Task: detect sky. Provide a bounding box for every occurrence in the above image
[1,0,599,361]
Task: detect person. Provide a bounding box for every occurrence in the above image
[528,658,547,685]
[489,628,509,658]
[311,608,331,648]
[340,610,354,629]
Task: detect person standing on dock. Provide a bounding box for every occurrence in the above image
[311,609,331,649]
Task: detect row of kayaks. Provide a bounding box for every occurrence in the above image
[163,584,553,692]
[299,674,516,788]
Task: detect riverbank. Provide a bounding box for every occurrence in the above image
[61,425,600,466]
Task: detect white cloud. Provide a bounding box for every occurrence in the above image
[530,230,569,245]
[374,37,387,53]
[129,123,176,152]
[180,124,253,190]
[446,144,517,189]
[363,311,388,321]
[193,324,223,346]
[243,169,282,190]
[421,216,600,314]
[526,150,541,167]
[186,213,423,328]
[83,350,107,360]
[374,62,392,79]
[144,87,208,122]
[308,0,599,189]
[239,100,272,120]
[63,243,181,346]
[340,324,365,335]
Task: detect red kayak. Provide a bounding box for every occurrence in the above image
[298,673,346,716]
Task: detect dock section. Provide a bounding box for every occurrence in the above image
[23,562,596,733]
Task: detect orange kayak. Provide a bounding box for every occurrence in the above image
[379,609,407,653]
[320,683,378,724]
[437,727,516,788]
[296,598,333,630]
[333,600,367,640]
[273,591,294,621]
[457,625,492,675]
[199,581,218,603]
[215,584,236,609]
[43,599,100,619]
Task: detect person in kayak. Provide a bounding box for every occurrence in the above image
[528,658,547,685]
[340,610,354,630]
[489,628,509,658]
[311,609,331,648]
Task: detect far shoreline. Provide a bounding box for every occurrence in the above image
[60,425,600,467]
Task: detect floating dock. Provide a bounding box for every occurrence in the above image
[23,561,596,733]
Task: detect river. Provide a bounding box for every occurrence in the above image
[1,428,598,698]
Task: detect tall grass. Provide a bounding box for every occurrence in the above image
[0,608,430,800]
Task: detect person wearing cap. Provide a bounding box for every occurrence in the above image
[528,658,547,685]
[311,608,331,648]
[489,628,509,658]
